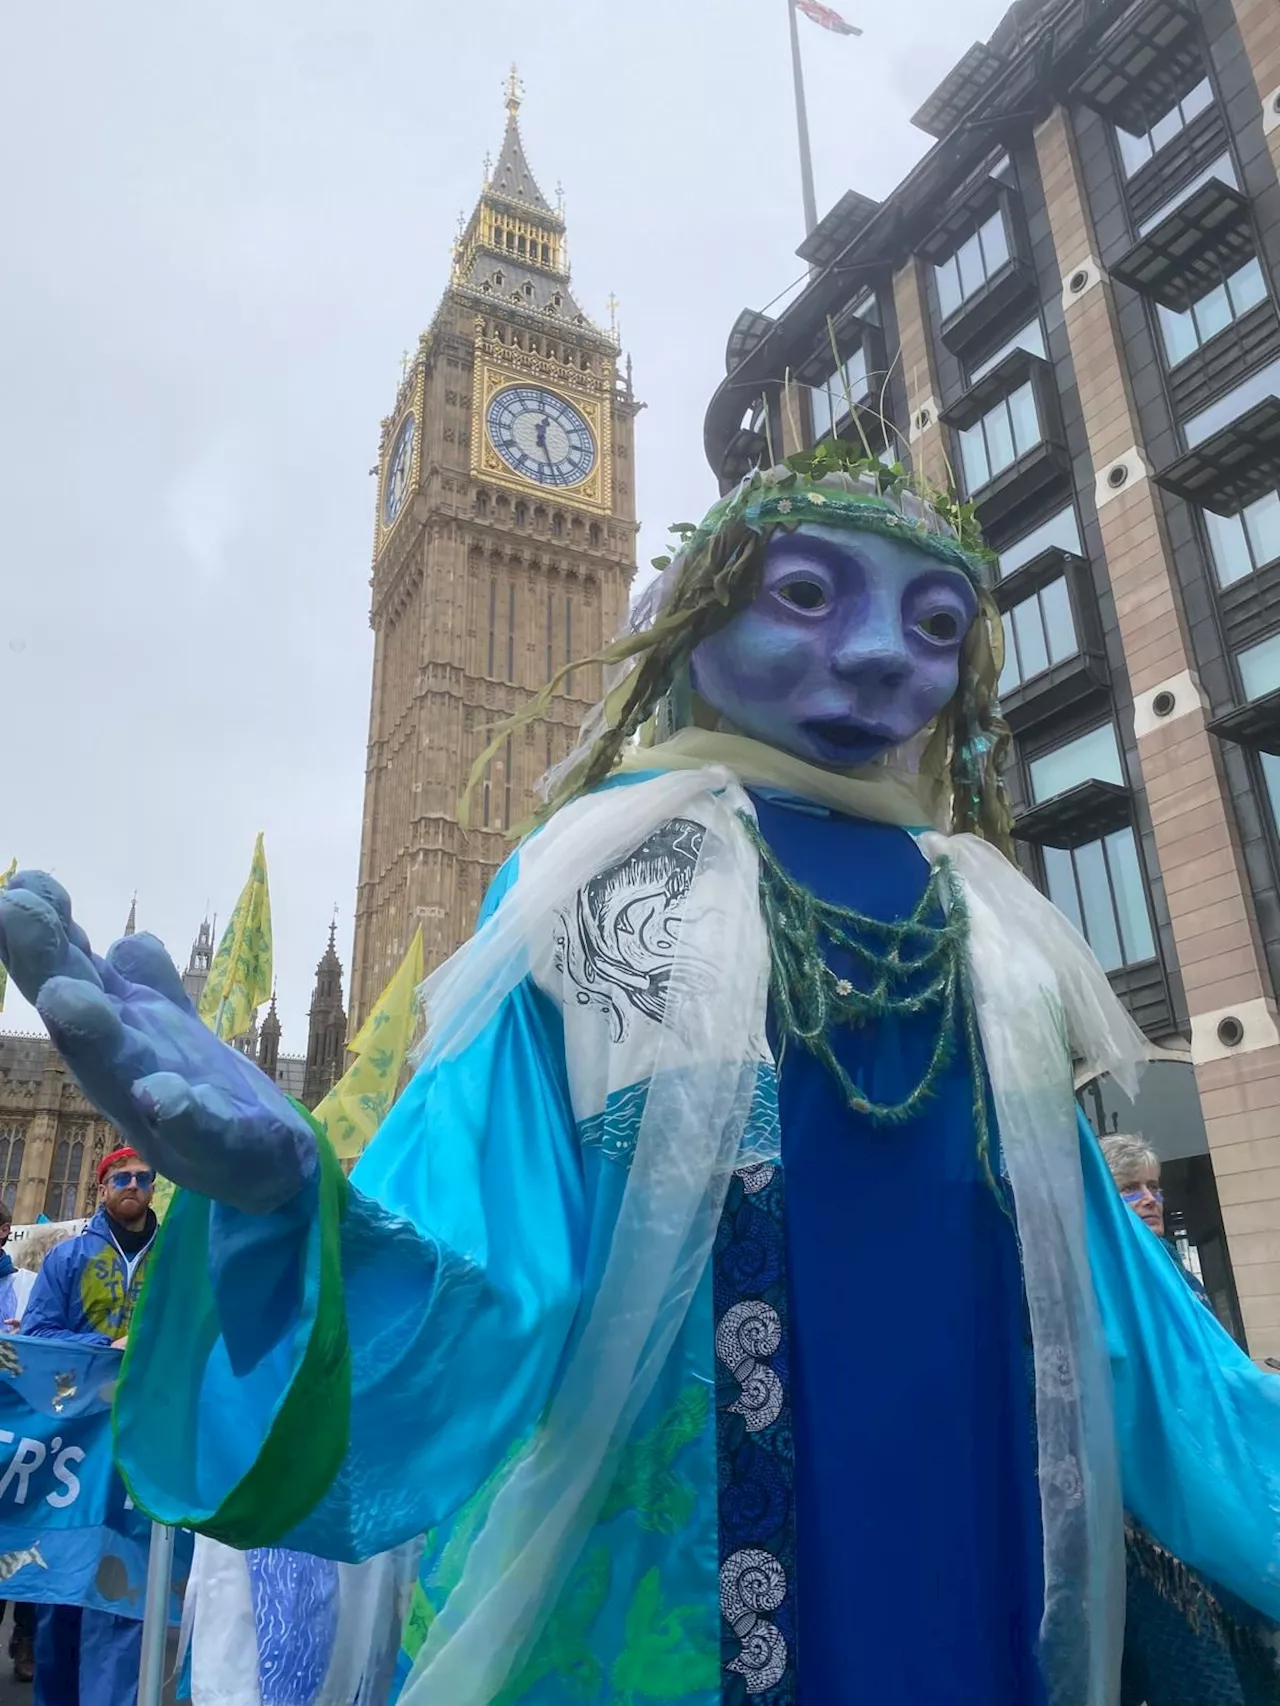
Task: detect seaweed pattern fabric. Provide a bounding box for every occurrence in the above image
[714,1160,796,1706]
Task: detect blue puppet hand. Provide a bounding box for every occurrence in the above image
[0,873,316,1215]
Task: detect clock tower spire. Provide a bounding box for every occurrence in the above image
[352,79,640,1025]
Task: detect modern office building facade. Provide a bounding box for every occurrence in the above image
[704,0,1280,1355]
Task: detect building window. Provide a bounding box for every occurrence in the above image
[1115,76,1213,178]
[1028,721,1124,803]
[546,591,554,680]
[968,318,1047,386]
[1157,259,1268,367]
[1204,487,1280,587]
[45,1128,85,1221]
[504,736,514,830]
[0,1125,24,1214]
[935,210,1011,320]
[958,382,1041,494]
[995,504,1082,578]
[810,346,870,442]
[1137,152,1237,238]
[1044,830,1156,970]
[1237,631,1280,701]
[487,577,497,677]
[507,585,517,682]
[1185,357,1280,449]
[999,579,1079,694]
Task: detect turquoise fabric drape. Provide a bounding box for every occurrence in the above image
[114,779,1280,1706]
[118,920,588,1564]
[1082,1110,1280,1621]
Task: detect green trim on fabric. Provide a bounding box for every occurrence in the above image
[114,1106,351,1546]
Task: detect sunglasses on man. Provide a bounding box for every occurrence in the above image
[107,1169,155,1191]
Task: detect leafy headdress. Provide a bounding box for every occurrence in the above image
[469,444,1015,855]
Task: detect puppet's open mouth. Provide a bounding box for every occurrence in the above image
[801,717,896,763]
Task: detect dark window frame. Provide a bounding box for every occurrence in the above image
[1038,827,1159,975]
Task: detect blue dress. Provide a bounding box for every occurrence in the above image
[750,795,1046,1704]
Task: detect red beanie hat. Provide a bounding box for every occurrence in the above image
[98,1146,142,1185]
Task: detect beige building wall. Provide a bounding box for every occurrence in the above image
[891,258,951,492]
[1229,0,1280,184]
[0,1041,117,1225]
[1034,104,1280,1360]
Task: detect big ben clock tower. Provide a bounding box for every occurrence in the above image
[350,72,639,1025]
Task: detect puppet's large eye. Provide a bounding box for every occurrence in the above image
[776,578,827,611]
[917,609,961,642]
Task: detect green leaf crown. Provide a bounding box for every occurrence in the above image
[651,441,994,587]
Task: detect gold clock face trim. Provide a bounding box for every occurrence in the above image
[383,414,416,524]
[472,362,611,514]
[377,368,424,546]
[485,385,596,490]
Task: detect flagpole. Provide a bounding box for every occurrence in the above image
[787,0,820,239]
[137,1520,175,1706]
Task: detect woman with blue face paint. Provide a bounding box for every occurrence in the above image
[2,451,1280,1706]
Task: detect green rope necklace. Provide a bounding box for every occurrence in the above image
[738,812,997,1191]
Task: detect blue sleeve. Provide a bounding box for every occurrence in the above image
[1081,1109,1280,1620]
[20,1246,111,1347]
[115,966,587,1564]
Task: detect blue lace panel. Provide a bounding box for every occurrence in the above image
[713,1161,796,1706]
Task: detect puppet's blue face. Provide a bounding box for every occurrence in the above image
[690,523,978,768]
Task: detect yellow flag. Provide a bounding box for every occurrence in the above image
[198,833,273,1042]
[312,928,424,1161]
[0,860,15,1015]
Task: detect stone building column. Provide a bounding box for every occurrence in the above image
[1034,105,1280,1357]
[16,1094,58,1226]
[1227,0,1280,184]
[891,257,951,490]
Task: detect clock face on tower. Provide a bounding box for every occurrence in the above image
[486,386,596,488]
[383,414,415,525]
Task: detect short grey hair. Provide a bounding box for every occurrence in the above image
[1100,1134,1159,1185]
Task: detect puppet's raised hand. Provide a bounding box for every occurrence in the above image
[0,873,316,1215]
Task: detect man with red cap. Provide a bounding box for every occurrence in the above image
[21,1143,158,1706]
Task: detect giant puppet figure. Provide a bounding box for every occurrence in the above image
[4,452,1280,1706]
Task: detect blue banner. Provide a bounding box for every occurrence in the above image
[0,1335,188,1620]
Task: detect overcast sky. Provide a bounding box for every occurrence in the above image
[0,0,1011,1049]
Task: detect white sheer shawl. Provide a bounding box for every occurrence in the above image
[400,766,1146,1706]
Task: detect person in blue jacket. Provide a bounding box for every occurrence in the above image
[22,1147,157,1706]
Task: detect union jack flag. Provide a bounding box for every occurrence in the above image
[794,0,862,34]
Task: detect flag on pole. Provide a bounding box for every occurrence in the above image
[794,0,862,34]
[0,860,15,1014]
[197,833,273,1043]
[311,928,424,1161]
